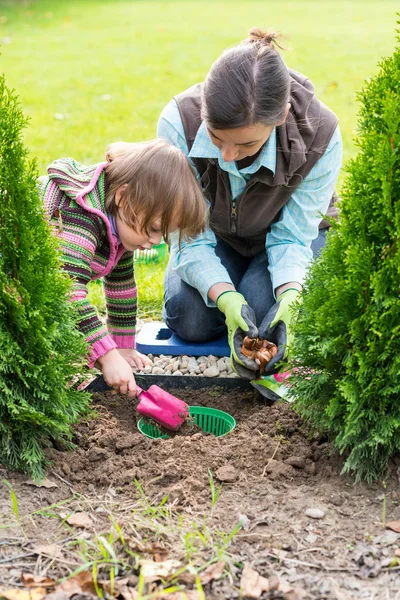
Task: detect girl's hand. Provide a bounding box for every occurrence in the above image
[117,348,153,371]
[97,349,137,397]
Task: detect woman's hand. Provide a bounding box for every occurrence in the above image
[97,349,137,397]
[117,348,153,371]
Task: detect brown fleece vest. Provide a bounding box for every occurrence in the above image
[175,70,339,257]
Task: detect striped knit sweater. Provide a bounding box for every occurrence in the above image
[40,158,137,368]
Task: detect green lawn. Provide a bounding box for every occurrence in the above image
[1,0,398,316]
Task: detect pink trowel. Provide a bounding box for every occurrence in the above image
[135,385,189,431]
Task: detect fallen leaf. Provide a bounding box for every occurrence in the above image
[281,585,308,600]
[199,560,225,584]
[271,547,288,559]
[240,564,269,598]
[268,575,279,591]
[146,542,169,562]
[21,574,54,588]
[33,544,62,558]
[139,559,181,581]
[100,579,138,600]
[395,549,400,557]
[0,587,48,600]
[66,512,93,529]
[42,592,70,600]
[24,478,58,489]
[56,571,96,596]
[386,521,400,533]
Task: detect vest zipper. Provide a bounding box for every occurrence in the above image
[231,200,237,233]
[230,181,258,235]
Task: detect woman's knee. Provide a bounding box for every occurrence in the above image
[163,274,224,342]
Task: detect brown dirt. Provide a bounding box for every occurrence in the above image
[1,388,400,598]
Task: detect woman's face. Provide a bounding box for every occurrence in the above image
[207,122,274,162]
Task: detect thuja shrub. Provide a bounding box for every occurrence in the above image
[288,33,400,482]
[0,77,89,479]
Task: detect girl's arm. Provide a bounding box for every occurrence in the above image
[103,249,137,350]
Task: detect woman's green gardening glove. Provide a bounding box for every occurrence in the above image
[258,288,302,375]
[217,291,259,378]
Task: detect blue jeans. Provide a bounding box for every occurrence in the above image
[162,230,327,342]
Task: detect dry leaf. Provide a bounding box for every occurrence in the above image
[0,587,48,600]
[145,542,169,562]
[56,570,96,596]
[199,560,225,584]
[100,579,139,600]
[42,592,71,600]
[240,564,270,598]
[139,559,181,580]
[271,547,288,559]
[33,544,62,558]
[21,574,54,588]
[66,512,93,529]
[24,478,58,489]
[278,582,307,600]
[395,549,400,557]
[282,587,307,600]
[386,521,400,533]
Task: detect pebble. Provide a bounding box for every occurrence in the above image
[217,358,227,372]
[204,365,220,377]
[152,367,164,375]
[305,508,325,519]
[137,353,246,379]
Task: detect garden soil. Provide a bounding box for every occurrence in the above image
[1,387,400,599]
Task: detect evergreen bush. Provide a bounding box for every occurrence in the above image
[289,30,400,482]
[0,77,89,479]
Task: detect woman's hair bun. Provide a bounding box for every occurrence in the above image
[244,27,286,50]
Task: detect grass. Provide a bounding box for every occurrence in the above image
[1,0,398,316]
[1,477,240,597]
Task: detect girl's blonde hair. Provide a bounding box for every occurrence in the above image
[105,139,207,244]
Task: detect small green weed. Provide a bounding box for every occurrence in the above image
[208,469,223,510]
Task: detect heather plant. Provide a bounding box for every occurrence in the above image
[288,30,400,482]
[0,77,89,479]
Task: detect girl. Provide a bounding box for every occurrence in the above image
[40,140,207,397]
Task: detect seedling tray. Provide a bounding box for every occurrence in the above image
[85,373,253,393]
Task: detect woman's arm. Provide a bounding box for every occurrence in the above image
[267,125,343,295]
[158,99,235,306]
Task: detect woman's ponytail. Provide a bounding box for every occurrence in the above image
[244,27,287,51]
[202,27,290,129]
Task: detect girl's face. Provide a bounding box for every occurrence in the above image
[115,211,163,251]
[207,122,274,162]
[114,185,179,251]
[115,208,180,252]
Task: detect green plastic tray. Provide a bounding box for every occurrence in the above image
[137,406,236,439]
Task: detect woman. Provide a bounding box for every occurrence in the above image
[158,27,342,393]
